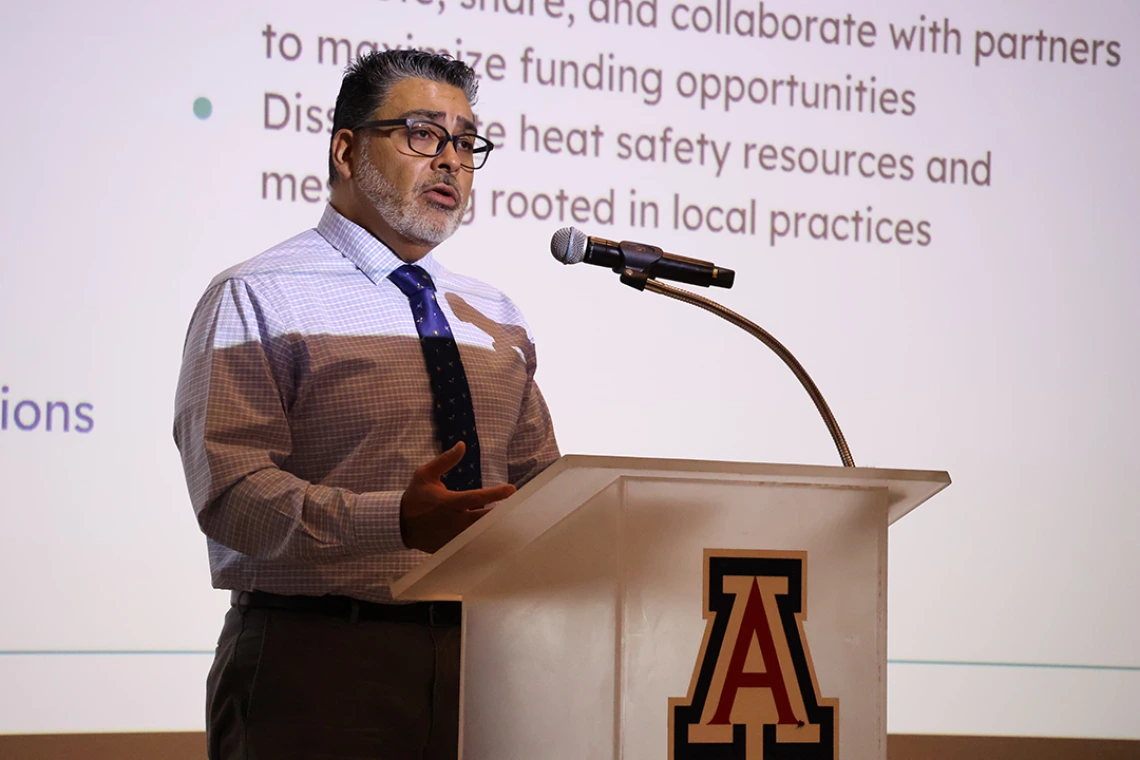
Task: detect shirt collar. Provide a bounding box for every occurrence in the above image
[315,204,442,285]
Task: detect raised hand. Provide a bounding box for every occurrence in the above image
[399,442,516,553]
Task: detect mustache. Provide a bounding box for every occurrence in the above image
[419,174,460,193]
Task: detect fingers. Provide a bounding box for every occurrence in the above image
[399,472,513,553]
[414,445,515,509]
[448,484,516,512]
[416,442,466,482]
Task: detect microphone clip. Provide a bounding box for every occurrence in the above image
[618,269,651,290]
[614,241,664,291]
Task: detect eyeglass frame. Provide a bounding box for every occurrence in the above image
[352,118,494,170]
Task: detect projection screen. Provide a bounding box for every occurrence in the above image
[0,0,1136,744]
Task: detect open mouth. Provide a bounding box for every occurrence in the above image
[424,183,460,209]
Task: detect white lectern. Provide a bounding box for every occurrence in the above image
[392,455,949,760]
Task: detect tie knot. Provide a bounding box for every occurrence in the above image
[388,264,436,298]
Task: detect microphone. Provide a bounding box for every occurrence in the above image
[550,227,735,289]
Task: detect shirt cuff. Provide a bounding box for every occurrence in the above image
[352,490,409,554]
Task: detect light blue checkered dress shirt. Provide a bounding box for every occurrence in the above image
[174,205,559,602]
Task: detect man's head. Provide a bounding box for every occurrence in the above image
[328,50,484,262]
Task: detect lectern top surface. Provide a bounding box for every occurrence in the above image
[391,455,949,601]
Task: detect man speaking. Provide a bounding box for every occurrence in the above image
[174,50,559,759]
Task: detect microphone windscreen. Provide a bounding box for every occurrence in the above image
[550,227,587,264]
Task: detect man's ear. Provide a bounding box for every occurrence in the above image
[331,128,357,182]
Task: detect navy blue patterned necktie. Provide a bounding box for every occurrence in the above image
[388,264,482,491]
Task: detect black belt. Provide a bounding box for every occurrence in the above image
[231,590,462,626]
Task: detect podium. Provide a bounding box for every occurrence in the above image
[392,455,950,759]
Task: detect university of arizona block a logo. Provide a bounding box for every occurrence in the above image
[669,550,838,759]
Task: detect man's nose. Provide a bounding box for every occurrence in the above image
[432,139,462,172]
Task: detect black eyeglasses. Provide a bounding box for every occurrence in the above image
[354,118,494,170]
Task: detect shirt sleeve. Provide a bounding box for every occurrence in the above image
[173,277,409,561]
[506,338,561,488]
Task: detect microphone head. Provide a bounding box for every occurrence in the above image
[550,227,588,265]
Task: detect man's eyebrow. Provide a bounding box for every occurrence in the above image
[399,109,478,134]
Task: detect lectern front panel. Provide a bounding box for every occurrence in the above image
[457,473,890,759]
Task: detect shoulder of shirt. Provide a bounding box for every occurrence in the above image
[205,228,351,290]
[430,260,535,332]
[432,264,525,309]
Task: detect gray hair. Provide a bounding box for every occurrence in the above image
[328,50,479,183]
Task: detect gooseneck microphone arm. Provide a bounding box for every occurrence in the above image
[551,226,853,466]
[643,278,855,467]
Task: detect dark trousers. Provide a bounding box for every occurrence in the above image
[206,603,460,760]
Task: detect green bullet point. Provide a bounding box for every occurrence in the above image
[193,97,213,120]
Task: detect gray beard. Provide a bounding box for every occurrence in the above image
[356,145,466,247]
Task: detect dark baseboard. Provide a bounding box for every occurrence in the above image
[0,732,205,760]
[889,734,1139,759]
[1,731,1137,759]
